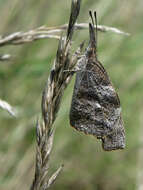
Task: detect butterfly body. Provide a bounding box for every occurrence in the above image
[69,13,125,151]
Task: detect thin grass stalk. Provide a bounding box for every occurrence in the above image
[30,0,82,189]
[0,99,16,116]
[0,21,129,62]
[0,23,129,46]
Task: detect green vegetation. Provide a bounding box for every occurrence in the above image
[0,0,143,189]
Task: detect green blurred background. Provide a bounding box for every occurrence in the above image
[0,0,143,189]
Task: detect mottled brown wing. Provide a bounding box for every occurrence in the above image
[70,58,120,134]
[69,57,125,150]
[69,11,125,151]
[102,115,125,151]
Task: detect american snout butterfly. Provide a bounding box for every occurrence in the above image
[69,11,125,151]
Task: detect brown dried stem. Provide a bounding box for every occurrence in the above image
[0,20,129,61]
[30,0,82,189]
[0,23,129,46]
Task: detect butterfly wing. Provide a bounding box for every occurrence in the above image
[69,11,125,151]
[102,115,125,151]
[70,58,125,150]
[70,58,120,134]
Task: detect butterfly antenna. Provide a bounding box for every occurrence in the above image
[88,11,97,55]
[94,11,98,50]
[89,10,94,26]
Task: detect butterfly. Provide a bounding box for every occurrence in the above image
[69,11,125,151]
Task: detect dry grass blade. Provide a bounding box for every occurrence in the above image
[67,0,81,40]
[0,99,16,116]
[0,24,129,47]
[95,24,130,35]
[46,165,64,189]
[50,23,130,36]
[30,0,82,189]
[0,54,11,61]
[0,6,129,62]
